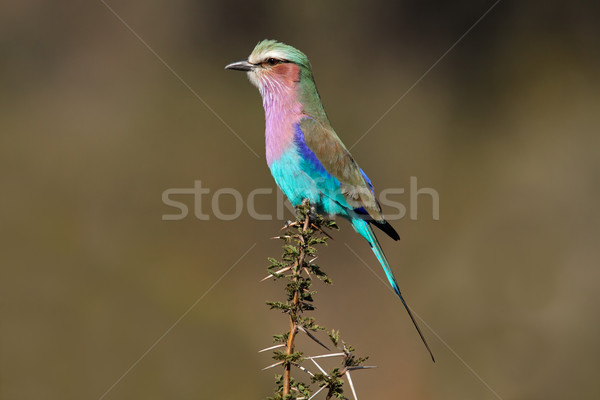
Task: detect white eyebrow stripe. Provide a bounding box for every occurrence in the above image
[248,49,289,64]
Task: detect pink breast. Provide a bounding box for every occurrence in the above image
[259,67,303,166]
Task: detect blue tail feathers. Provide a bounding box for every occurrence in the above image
[351,218,435,362]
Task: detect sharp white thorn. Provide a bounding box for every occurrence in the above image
[262,361,282,371]
[294,364,315,377]
[346,371,358,400]
[305,352,345,360]
[258,344,285,353]
[260,266,291,281]
[310,358,328,376]
[307,385,326,400]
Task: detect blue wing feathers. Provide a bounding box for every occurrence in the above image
[294,123,329,176]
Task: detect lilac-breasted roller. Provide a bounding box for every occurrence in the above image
[226,40,434,361]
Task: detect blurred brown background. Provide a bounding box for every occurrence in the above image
[2,1,599,399]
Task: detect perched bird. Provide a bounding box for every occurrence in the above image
[226,40,434,361]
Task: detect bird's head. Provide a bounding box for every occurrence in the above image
[226,40,327,120]
[225,39,312,91]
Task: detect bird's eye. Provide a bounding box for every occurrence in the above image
[266,58,280,66]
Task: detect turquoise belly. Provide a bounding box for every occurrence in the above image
[269,149,349,217]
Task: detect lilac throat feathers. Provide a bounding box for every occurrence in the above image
[258,66,303,166]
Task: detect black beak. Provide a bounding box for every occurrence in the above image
[225,60,254,71]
